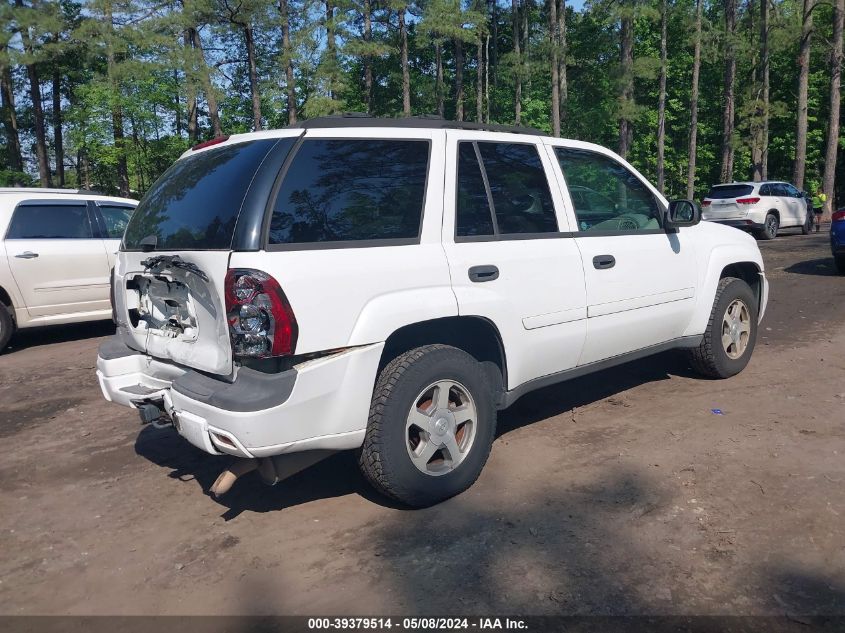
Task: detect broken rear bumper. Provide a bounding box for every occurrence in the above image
[96,336,383,458]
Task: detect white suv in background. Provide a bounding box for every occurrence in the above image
[702,181,811,240]
[0,188,137,351]
[96,117,768,507]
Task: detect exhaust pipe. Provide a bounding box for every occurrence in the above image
[208,450,335,498]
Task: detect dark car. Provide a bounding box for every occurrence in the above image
[831,207,845,274]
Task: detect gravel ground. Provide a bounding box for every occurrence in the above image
[0,229,843,617]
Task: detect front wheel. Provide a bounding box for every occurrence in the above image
[757,213,779,240]
[358,344,497,507]
[0,302,14,353]
[687,277,758,379]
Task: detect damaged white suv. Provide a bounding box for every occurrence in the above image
[97,117,768,507]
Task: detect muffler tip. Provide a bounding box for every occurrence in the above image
[209,459,258,498]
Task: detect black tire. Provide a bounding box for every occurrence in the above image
[835,256,845,275]
[0,301,14,353]
[801,210,811,235]
[757,212,779,240]
[358,344,497,507]
[687,277,758,379]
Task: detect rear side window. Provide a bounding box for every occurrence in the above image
[123,138,287,250]
[268,139,430,246]
[6,203,93,239]
[98,205,134,239]
[455,141,558,238]
[706,184,755,199]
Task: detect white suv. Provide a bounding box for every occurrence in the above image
[0,188,137,351]
[96,117,768,507]
[702,181,811,240]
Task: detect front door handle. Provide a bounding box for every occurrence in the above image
[15,251,39,259]
[592,255,615,270]
[468,265,499,282]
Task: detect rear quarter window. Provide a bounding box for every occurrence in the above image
[268,138,430,246]
[706,185,755,199]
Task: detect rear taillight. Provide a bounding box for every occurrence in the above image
[832,210,845,222]
[702,200,712,207]
[736,197,761,205]
[225,268,298,359]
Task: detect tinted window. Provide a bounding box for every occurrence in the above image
[124,139,287,250]
[456,143,495,237]
[706,184,755,199]
[759,184,771,196]
[269,139,429,245]
[783,184,801,198]
[555,148,662,232]
[7,204,93,239]
[477,142,558,234]
[98,205,134,239]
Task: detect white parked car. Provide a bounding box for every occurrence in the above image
[96,118,768,507]
[702,181,811,240]
[0,188,137,351]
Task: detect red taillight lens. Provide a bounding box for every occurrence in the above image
[191,135,229,151]
[224,268,298,358]
[702,200,712,207]
[832,210,845,222]
[736,197,761,205]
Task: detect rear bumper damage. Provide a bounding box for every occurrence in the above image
[96,336,383,459]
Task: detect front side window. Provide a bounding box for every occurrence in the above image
[6,203,93,239]
[268,139,430,245]
[555,148,663,232]
[455,141,558,238]
[98,205,134,239]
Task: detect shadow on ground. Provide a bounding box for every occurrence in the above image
[2,319,114,355]
[134,350,692,520]
[783,258,839,277]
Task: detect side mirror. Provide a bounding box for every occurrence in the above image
[665,199,701,229]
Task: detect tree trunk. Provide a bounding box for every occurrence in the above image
[618,12,634,158]
[362,0,372,115]
[399,7,411,116]
[326,0,337,101]
[512,0,521,124]
[490,0,498,118]
[686,0,703,199]
[184,31,198,141]
[104,0,128,195]
[656,0,667,192]
[173,68,183,138]
[751,0,769,181]
[822,0,843,217]
[522,0,530,91]
[476,28,484,122]
[793,0,815,190]
[485,34,490,122]
[190,28,222,137]
[720,0,737,183]
[455,38,464,122]
[435,42,444,118]
[244,24,262,131]
[52,66,64,187]
[16,0,52,187]
[281,0,297,123]
[0,51,23,175]
[548,0,560,137]
[557,0,567,124]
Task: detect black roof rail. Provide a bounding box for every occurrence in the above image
[287,113,546,136]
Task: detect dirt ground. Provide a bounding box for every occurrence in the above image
[1,229,843,618]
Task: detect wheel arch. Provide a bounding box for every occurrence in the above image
[379,316,508,404]
[719,261,763,313]
[0,285,16,323]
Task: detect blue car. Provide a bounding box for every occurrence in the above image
[832,207,845,274]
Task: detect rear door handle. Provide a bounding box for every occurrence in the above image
[468,265,499,282]
[15,251,39,259]
[592,255,615,270]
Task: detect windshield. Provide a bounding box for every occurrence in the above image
[706,184,755,200]
[123,138,291,250]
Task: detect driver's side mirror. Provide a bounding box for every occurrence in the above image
[665,199,701,229]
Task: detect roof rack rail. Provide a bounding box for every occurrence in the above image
[0,186,111,196]
[287,113,546,136]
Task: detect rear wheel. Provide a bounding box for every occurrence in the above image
[0,302,14,352]
[688,277,758,379]
[757,212,779,240]
[801,210,812,235]
[835,256,845,275]
[358,344,497,507]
